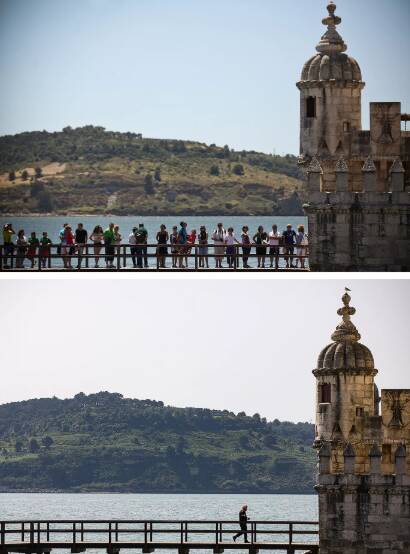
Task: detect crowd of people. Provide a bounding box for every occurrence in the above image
[2,221,308,270]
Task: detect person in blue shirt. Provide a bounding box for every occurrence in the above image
[282,224,297,268]
[177,221,188,268]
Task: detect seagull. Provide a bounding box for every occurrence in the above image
[345,287,351,292]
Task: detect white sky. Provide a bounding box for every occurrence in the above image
[0,277,408,423]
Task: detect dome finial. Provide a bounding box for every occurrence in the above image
[331,289,361,342]
[316,1,347,54]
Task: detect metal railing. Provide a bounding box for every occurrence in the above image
[0,243,309,272]
[0,519,318,552]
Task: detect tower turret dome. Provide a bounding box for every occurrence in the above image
[315,291,376,372]
[298,2,363,85]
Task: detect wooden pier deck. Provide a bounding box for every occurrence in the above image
[0,520,318,554]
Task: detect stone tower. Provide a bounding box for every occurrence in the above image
[314,291,410,553]
[297,2,410,271]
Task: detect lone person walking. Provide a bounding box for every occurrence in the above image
[233,504,250,543]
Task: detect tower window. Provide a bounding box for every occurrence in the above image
[319,383,331,403]
[356,407,364,417]
[343,121,350,132]
[306,96,316,118]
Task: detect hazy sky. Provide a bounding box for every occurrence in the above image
[0,277,408,423]
[0,0,409,154]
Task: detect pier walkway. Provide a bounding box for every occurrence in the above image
[0,520,318,554]
[0,244,309,272]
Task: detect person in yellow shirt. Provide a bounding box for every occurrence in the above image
[2,223,15,269]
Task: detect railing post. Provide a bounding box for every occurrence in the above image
[73,522,76,544]
[194,246,198,270]
[144,522,147,544]
[219,522,222,543]
[116,246,121,270]
[0,245,3,271]
[150,522,153,542]
[215,523,218,545]
[37,522,40,543]
[123,245,127,268]
[85,245,89,269]
[22,522,25,542]
[289,522,293,545]
[180,522,184,543]
[47,522,50,542]
[81,521,84,542]
[38,249,42,271]
[1,522,5,545]
[108,522,112,544]
[30,522,34,544]
[115,522,118,542]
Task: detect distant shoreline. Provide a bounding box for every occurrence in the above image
[0,212,306,218]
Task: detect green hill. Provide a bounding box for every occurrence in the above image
[0,126,306,216]
[0,392,315,493]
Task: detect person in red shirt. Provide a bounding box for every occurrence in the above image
[186,229,197,268]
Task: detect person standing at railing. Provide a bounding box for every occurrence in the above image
[212,222,226,268]
[170,226,179,268]
[269,224,280,269]
[2,223,16,269]
[114,225,122,264]
[156,224,169,268]
[90,225,104,268]
[129,227,138,268]
[75,223,88,269]
[282,224,297,269]
[186,229,197,268]
[26,231,40,269]
[135,223,148,268]
[16,229,27,269]
[177,221,188,269]
[39,231,52,269]
[233,504,250,543]
[253,226,268,268]
[103,223,116,269]
[241,226,251,269]
[224,227,240,268]
[198,225,209,268]
[295,225,308,269]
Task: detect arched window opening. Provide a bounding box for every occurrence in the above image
[343,121,350,133]
[306,96,316,118]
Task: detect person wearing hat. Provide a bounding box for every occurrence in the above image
[282,223,297,268]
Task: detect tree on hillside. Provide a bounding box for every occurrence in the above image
[233,164,245,176]
[29,438,40,453]
[8,171,16,181]
[35,167,43,179]
[210,165,220,176]
[144,174,155,194]
[154,168,161,181]
[42,436,54,449]
[21,170,29,181]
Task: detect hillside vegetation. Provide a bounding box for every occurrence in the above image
[0,126,305,216]
[0,392,315,493]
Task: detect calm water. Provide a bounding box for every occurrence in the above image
[0,493,317,553]
[0,216,308,269]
